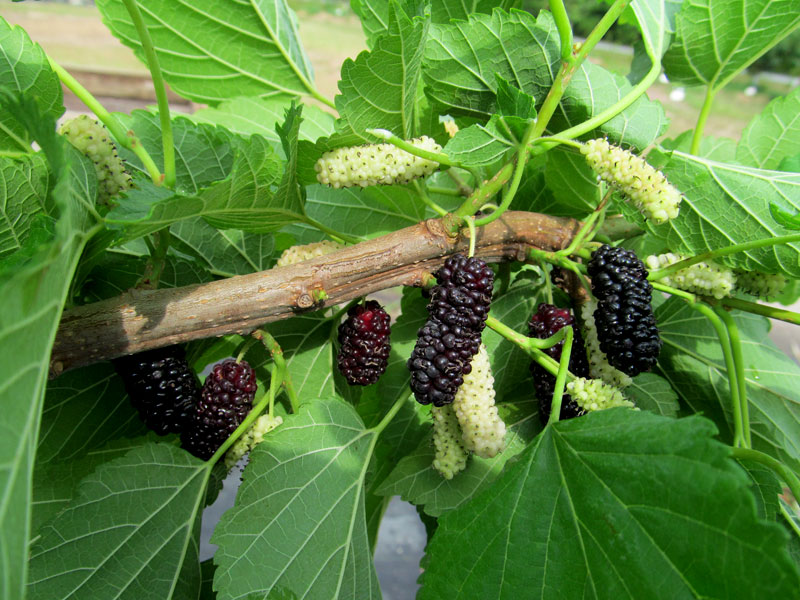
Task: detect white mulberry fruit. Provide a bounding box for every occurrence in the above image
[59,115,132,204]
[225,413,283,470]
[734,270,786,299]
[276,240,343,267]
[646,252,736,299]
[431,404,469,479]
[566,378,634,412]
[452,345,506,459]
[580,300,633,389]
[581,138,682,224]
[315,136,441,188]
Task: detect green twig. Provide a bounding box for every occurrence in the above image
[690,302,746,448]
[547,325,573,426]
[49,57,162,185]
[556,210,601,257]
[717,297,800,327]
[485,315,574,379]
[730,447,800,515]
[715,307,751,448]
[549,0,573,61]
[690,87,717,156]
[647,233,800,282]
[138,229,170,289]
[367,128,457,167]
[413,181,448,216]
[121,0,175,188]
[370,393,411,436]
[465,217,477,258]
[253,329,299,413]
[451,162,515,225]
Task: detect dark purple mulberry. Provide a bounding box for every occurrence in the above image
[113,345,200,435]
[528,304,591,424]
[181,359,257,460]
[408,255,494,406]
[337,300,391,386]
[587,244,661,376]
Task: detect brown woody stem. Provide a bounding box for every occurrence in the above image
[49,211,580,376]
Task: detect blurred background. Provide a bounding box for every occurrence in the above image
[5,1,798,598]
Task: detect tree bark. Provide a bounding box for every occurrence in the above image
[50,211,580,376]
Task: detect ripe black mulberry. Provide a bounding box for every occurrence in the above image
[181,359,257,460]
[408,255,494,406]
[337,300,391,386]
[527,303,591,424]
[113,345,200,435]
[587,244,661,376]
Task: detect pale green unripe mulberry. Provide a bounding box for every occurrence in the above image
[315,136,442,188]
[225,413,283,470]
[452,344,506,459]
[566,378,634,412]
[59,115,132,205]
[645,252,735,299]
[734,270,786,299]
[431,404,469,479]
[581,138,682,224]
[580,300,632,389]
[276,240,344,267]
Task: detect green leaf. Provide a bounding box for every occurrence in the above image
[770,203,800,231]
[0,153,50,259]
[95,0,318,104]
[212,399,380,600]
[335,3,429,144]
[117,111,237,195]
[0,17,63,151]
[275,102,305,212]
[419,410,800,599]
[661,129,738,161]
[551,62,668,148]
[305,184,425,239]
[0,92,95,599]
[444,116,516,167]
[543,147,600,217]
[737,87,800,170]
[627,0,681,60]
[31,435,155,535]
[625,372,680,417]
[191,96,335,146]
[107,135,291,241]
[656,298,800,473]
[28,443,210,600]
[170,217,278,277]
[37,363,145,464]
[423,9,561,120]
[495,75,537,119]
[663,0,800,89]
[644,149,800,277]
[377,399,539,517]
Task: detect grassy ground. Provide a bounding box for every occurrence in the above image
[3,1,791,141]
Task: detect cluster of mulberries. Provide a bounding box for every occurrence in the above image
[59,115,132,204]
[113,345,200,435]
[645,252,735,299]
[181,359,257,460]
[408,255,494,406]
[734,269,786,299]
[336,300,391,386]
[587,245,661,376]
[528,303,591,423]
[581,138,682,224]
[566,378,634,412]
[276,240,344,267]
[315,136,441,188]
[580,300,633,389]
[225,413,283,470]
[451,345,506,459]
[431,404,469,479]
